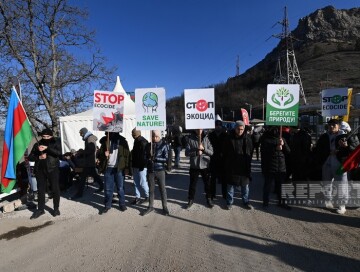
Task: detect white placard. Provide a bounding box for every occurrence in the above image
[184,88,215,130]
[135,88,166,130]
[322,88,349,117]
[93,90,124,132]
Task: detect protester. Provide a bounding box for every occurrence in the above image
[185,129,214,209]
[142,130,170,216]
[131,128,149,204]
[97,132,130,214]
[170,125,183,168]
[69,127,104,200]
[251,126,263,161]
[29,128,62,219]
[208,120,228,200]
[314,119,359,214]
[340,121,360,182]
[222,120,254,210]
[260,126,291,209]
[290,126,313,182]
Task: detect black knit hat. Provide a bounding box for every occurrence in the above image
[40,128,53,136]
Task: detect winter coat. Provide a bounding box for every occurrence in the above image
[77,133,98,168]
[29,137,62,174]
[260,132,290,174]
[146,139,169,173]
[185,132,213,169]
[97,134,131,174]
[314,132,359,166]
[208,129,228,173]
[223,131,253,186]
[131,136,148,170]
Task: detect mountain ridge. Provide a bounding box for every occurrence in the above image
[167,6,360,124]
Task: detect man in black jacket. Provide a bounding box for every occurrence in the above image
[223,121,254,210]
[208,120,228,200]
[261,126,291,209]
[131,128,149,204]
[69,127,104,200]
[29,128,62,219]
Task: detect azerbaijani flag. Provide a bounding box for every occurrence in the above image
[1,88,33,193]
[336,144,360,175]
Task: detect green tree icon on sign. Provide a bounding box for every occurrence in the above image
[272,87,294,107]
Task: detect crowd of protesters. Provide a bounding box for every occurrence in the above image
[19,117,359,219]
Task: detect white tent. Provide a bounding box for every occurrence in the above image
[59,76,150,153]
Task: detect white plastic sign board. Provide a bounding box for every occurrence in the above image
[135,88,166,130]
[184,88,215,130]
[93,90,124,132]
[321,88,349,117]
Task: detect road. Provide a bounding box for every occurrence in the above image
[0,153,359,272]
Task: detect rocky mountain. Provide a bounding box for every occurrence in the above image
[167,6,360,124]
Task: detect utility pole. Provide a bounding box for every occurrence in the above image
[273,6,307,105]
[236,55,240,76]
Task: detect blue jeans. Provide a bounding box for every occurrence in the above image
[132,168,149,198]
[104,167,125,208]
[174,146,181,166]
[226,184,249,205]
[30,177,38,192]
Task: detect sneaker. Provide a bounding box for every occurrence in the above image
[141,207,154,216]
[207,198,214,208]
[244,204,254,210]
[186,200,194,209]
[325,201,334,209]
[52,209,61,217]
[100,207,111,214]
[119,205,127,212]
[336,205,346,215]
[226,204,232,210]
[30,210,45,219]
[33,191,38,201]
[140,197,149,204]
[131,198,141,205]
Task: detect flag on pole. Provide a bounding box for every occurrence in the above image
[336,144,360,175]
[1,88,33,193]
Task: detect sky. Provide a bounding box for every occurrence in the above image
[74,0,360,99]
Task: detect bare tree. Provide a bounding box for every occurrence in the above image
[0,0,115,134]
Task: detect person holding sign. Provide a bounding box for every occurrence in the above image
[260,126,291,209]
[97,132,130,214]
[142,130,170,216]
[185,129,214,209]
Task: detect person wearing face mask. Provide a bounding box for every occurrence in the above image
[208,120,228,200]
[29,128,62,219]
